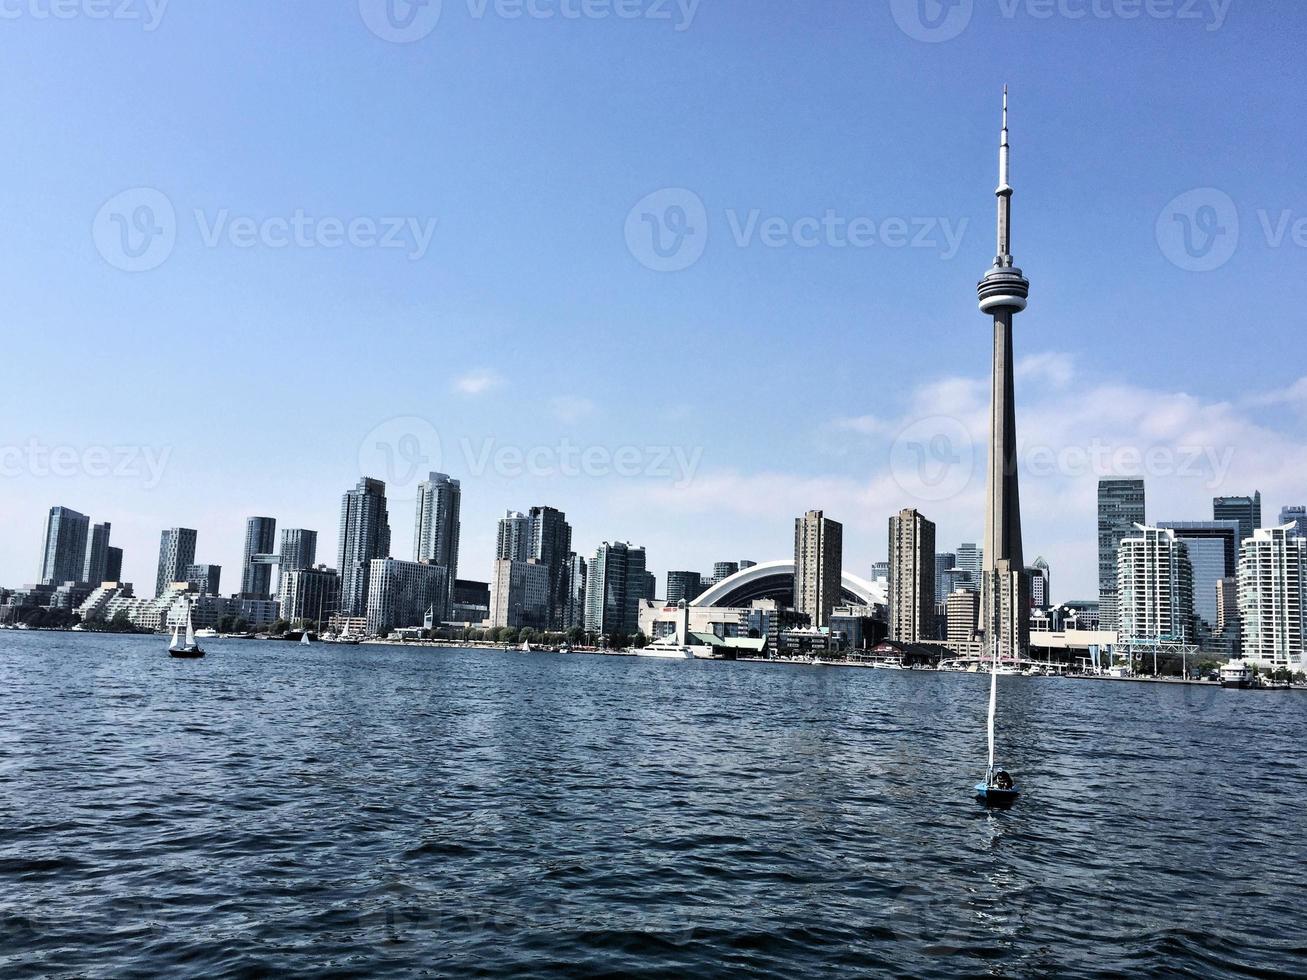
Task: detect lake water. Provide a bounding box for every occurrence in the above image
[1,631,1304,977]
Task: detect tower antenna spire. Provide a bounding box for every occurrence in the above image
[996,85,1013,267]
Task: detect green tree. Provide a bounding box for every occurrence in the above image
[271,619,290,636]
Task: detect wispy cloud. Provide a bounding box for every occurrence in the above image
[453,370,505,396]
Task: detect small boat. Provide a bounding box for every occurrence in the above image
[168,599,205,659]
[872,659,906,670]
[521,640,532,653]
[300,631,311,646]
[976,633,1018,806]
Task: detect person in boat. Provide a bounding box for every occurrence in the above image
[992,770,1014,790]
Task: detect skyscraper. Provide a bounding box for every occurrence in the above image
[338,478,391,617]
[584,542,646,638]
[889,508,936,643]
[365,558,446,637]
[276,528,319,596]
[947,589,980,648]
[39,506,90,585]
[977,88,1031,660]
[529,506,572,629]
[934,552,957,604]
[1117,525,1196,648]
[496,511,531,561]
[184,564,222,596]
[1214,492,1262,544]
[565,554,588,630]
[413,473,461,597]
[794,510,842,628]
[1098,479,1146,632]
[954,544,983,587]
[105,547,123,583]
[155,528,198,597]
[281,566,340,625]
[1156,521,1241,639]
[1279,505,1306,537]
[241,517,277,599]
[666,570,703,605]
[713,561,740,582]
[1237,525,1306,669]
[1027,556,1050,609]
[83,521,112,585]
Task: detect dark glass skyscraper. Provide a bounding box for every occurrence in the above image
[241,517,277,599]
[1098,479,1145,632]
[83,521,112,585]
[338,479,391,617]
[277,528,319,595]
[1214,492,1262,544]
[529,506,572,629]
[666,570,703,605]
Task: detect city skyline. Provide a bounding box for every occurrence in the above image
[5,9,1307,600]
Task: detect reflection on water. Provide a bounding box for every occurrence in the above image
[1,631,1303,978]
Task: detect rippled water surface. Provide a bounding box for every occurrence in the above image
[2,631,1305,977]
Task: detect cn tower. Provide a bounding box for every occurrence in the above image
[977,87,1031,660]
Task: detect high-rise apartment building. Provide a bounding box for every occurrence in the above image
[105,547,123,583]
[946,589,980,648]
[281,566,340,625]
[529,506,572,629]
[954,544,983,585]
[584,542,646,637]
[276,529,319,596]
[1116,524,1196,648]
[496,511,531,561]
[713,561,740,583]
[1027,557,1050,609]
[338,478,391,617]
[666,571,703,605]
[1278,505,1306,537]
[1238,525,1306,669]
[1214,492,1262,544]
[155,527,198,597]
[241,517,277,599]
[794,510,842,628]
[889,508,936,643]
[1098,479,1146,632]
[365,558,447,636]
[39,506,90,586]
[413,473,461,597]
[489,559,550,630]
[1156,521,1241,638]
[565,554,588,630]
[184,564,222,596]
[83,522,112,585]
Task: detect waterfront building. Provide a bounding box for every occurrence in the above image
[1237,525,1306,669]
[666,571,703,605]
[934,553,957,604]
[451,579,491,625]
[738,560,757,571]
[638,570,657,602]
[39,506,90,586]
[240,517,277,599]
[1156,521,1242,642]
[155,527,198,598]
[365,558,447,636]
[1214,492,1262,544]
[870,560,890,584]
[1028,557,1050,609]
[496,511,531,561]
[1279,505,1307,537]
[1216,576,1240,654]
[413,473,461,597]
[953,544,982,584]
[276,529,319,596]
[529,506,572,628]
[1098,479,1146,632]
[105,547,123,583]
[794,510,842,628]
[565,554,587,630]
[489,559,550,630]
[1058,600,1101,632]
[1117,525,1196,648]
[889,508,936,643]
[83,522,112,585]
[338,478,391,617]
[183,564,222,596]
[280,565,339,625]
[76,582,135,622]
[947,589,981,648]
[584,542,646,637]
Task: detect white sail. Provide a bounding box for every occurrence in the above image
[301,632,310,645]
[987,641,998,774]
[170,622,180,648]
[185,604,196,648]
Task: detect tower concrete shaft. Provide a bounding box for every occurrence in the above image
[977,87,1031,658]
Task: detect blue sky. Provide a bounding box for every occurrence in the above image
[2,0,1305,602]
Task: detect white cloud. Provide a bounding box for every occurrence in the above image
[453,370,505,396]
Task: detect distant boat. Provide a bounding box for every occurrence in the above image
[1220,661,1252,689]
[872,659,906,670]
[300,632,311,646]
[521,640,532,653]
[168,599,205,659]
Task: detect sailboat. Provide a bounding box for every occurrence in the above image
[300,631,311,646]
[168,598,206,659]
[975,632,1018,805]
